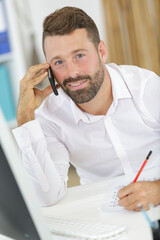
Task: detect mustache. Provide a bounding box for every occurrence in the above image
[63,75,91,87]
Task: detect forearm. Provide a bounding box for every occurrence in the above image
[12,119,70,206]
[21,145,68,206]
[17,106,35,126]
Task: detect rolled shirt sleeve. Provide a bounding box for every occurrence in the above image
[12,119,70,206]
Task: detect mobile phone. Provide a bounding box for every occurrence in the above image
[48,67,58,96]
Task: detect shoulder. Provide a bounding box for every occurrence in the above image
[107,63,160,95]
[107,63,160,123]
[110,63,160,122]
[118,64,160,97]
[109,63,159,85]
[119,64,159,84]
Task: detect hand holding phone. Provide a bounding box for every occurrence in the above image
[48,67,59,96]
[17,62,51,126]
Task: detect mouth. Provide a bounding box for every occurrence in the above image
[67,79,88,91]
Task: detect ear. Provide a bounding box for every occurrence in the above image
[98,41,107,63]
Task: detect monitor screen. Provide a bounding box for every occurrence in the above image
[0,143,40,240]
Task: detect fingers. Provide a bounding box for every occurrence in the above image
[118,191,140,211]
[17,62,51,126]
[21,62,50,89]
[119,198,149,211]
[118,194,140,211]
[42,85,53,98]
[118,183,133,199]
[118,182,142,211]
[118,181,158,211]
[28,62,49,77]
[119,192,136,206]
[42,82,61,98]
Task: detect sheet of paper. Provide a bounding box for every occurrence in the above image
[101,167,160,212]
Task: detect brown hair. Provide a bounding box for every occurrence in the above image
[42,6,100,53]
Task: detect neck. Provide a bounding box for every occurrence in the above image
[77,68,113,116]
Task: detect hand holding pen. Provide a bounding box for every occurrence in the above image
[118,151,160,211]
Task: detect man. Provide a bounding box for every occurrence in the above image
[13,7,160,211]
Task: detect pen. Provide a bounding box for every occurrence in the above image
[133,151,152,183]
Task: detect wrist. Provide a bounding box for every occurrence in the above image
[17,108,35,126]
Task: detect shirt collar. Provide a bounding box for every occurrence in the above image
[70,63,132,124]
[70,97,105,124]
[58,88,91,124]
[71,100,91,124]
[106,63,131,106]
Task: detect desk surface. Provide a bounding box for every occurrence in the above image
[42,174,160,240]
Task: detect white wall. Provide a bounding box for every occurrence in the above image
[3,0,31,112]
[27,0,106,63]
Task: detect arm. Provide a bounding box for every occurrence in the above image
[12,119,70,206]
[118,69,160,211]
[13,63,69,206]
[118,180,160,211]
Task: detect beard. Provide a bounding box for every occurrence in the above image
[58,61,105,104]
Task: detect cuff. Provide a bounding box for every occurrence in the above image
[12,119,44,149]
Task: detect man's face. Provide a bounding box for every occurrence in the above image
[44,29,106,104]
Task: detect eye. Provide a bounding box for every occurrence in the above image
[77,54,83,59]
[55,60,63,65]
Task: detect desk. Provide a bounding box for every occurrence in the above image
[42,175,160,240]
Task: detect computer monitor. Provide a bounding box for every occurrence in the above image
[0,143,41,240]
[0,109,52,240]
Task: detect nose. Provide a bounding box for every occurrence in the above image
[67,61,80,79]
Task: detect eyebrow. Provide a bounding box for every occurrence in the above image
[50,49,87,64]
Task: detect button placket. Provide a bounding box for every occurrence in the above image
[104,117,133,175]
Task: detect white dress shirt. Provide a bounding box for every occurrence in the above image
[12,63,160,206]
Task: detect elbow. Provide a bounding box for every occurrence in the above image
[37,183,68,207]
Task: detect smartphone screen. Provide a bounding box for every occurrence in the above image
[48,67,58,96]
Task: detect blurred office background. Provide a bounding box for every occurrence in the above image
[0,0,159,186]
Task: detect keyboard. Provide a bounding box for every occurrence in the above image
[46,217,127,240]
[0,219,127,240]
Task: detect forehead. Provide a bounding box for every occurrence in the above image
[44,29,95,61]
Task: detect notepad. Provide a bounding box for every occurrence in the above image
[101,167,160,212]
